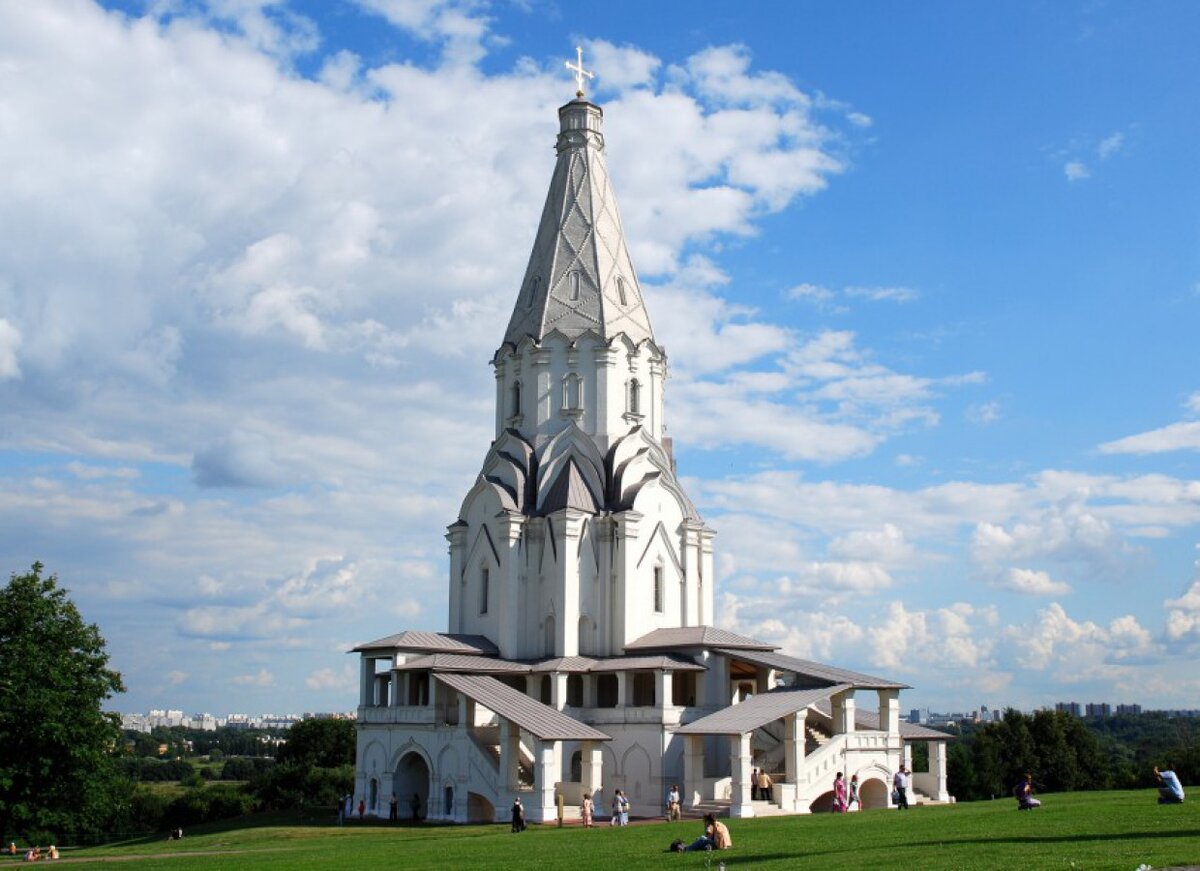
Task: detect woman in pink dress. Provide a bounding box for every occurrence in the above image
[833,772,848,812]
[581,793,594,827]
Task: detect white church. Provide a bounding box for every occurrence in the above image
[352,58,950,824]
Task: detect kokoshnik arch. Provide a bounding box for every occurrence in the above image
[351,52,951,823]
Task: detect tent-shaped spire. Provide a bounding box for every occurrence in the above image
[502,99,654,347]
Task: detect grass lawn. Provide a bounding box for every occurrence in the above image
[10,790,1198,869]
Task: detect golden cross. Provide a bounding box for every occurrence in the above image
[565,45,594,98]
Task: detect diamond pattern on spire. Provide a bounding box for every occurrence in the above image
[502,101,655,347]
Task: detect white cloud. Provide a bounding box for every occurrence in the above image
[967,401,1001,424]
[843,286,919,303]
[785,282,835,304]
[828,523,914,565]
[1097,132,1124,159]
[1164,552,1200,644]
[1100,421,1200,455]
[231,668,275,687]
[995,567,1071,596]
[165,670,188,686]
[1064,160,1090,182]
[0,318,21,379]
[305,664,356,692]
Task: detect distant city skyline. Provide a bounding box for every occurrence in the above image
[2,1,1198,714]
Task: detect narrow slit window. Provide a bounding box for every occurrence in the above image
[562,373,581,411]
[510,381,522,417]
[569,271,581,301]
[628,378,641,415]
[617,276,627,306]
[525,276,539,310]
[480,567,489,614]
[653,565,663,613]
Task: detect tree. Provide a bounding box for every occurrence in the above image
[0,563,128,840]
[275,717,355,768]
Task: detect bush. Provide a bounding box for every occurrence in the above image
[162,785,256,830]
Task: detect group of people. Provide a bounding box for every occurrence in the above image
[749,767,773,800]
[832,772,861,812]
[12,844,59,862]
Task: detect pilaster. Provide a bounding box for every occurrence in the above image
[729,733,755,818]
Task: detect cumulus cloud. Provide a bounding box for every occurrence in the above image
[231,668,275,687]
[995,568,1071,596]
[1101,422,1200,455]
[305,664,356,692]
[1164,552,1200,645]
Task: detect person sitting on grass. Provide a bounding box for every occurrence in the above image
[1015,773,1041,809]
[1154,765,1185,804]
[683,813,732,852]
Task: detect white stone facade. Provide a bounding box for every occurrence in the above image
[352,91,949,824]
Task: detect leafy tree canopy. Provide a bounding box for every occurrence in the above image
[275,717,356,768]
[0,563,128,840]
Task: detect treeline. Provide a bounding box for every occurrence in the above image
[944,709,1200,801]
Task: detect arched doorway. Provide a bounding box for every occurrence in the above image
[467,792,495,823]
[808,790,836,813]
[859,777,889,810]
[394,751,430,821]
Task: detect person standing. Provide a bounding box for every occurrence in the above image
[389,793,398,822]
[893,766,909,810]
[619,789,630,825]
[666,784,681,821]
[511,797,526,832]
[751,767,760,800]
[1155,765,1186,804]
[343,793,352,823]
[357,797,365,820]
[833,772,847,812]
[758,768,773,802]
[581,792,594,827]
[848,774,860,811]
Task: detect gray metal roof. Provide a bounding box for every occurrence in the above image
[434,672,611,742]
[674,685,851,736]
[525,656,598,674]
[394,654,530,674]
[714,648,908,690]
[898,721,956,741]
[624,627,778,652]
[590,654,706,672]
[352,631,498,655]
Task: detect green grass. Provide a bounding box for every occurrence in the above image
[11,791,1198,869]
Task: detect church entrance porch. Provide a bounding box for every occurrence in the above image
[393,751,430,821]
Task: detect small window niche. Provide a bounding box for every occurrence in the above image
[479,566,489,614]
[569,271,581,301]
[653,565,664,613]
[616,276,628,306]
[560,372,583,419]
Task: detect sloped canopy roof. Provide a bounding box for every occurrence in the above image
[352,631,498,655]
[624,627,777,652]
[674,685,851,736]
[589,654,706,673]
[714,648,908,691]
[394,654,530,674]
[435,672,610,742]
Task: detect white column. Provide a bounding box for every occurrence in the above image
[534,740,558,822]
[831,689,856,734]
[550,673,569,711]
[359,656,374,708]
[581,741,603,803]
[656,670,673,710]
[499,720,521,796]
[877,689,900,734]
[729,733,755,818]
[582,674,597,708]
[930,741,949,801]
[615,671,628,707]
[683,734,704,809]
[784,709,807,784]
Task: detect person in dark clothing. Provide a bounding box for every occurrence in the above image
[511,797,526,832]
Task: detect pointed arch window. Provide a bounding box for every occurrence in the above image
[561,372,582,413]
[616,276,627,306]
[627,378,641,416]
[569,271,581,301]
[479,567,489,614]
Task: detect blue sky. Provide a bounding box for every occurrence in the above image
[1,0,1198,715]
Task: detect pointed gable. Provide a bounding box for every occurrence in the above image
[502,99,654,348]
